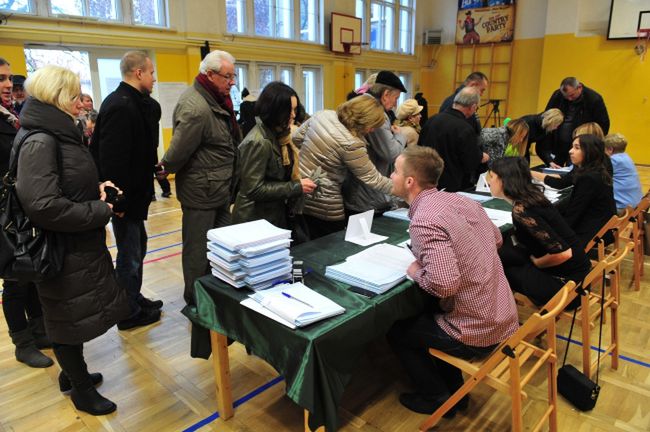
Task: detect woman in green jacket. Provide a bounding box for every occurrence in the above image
[232,81,316,231]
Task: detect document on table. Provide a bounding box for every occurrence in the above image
[542,165,573,175]
[483,208,513,228]
[383,208,410,221]
[457,191,492,203]
[242,282,345,328]
[345,209,388,246]
[207,219,291,250]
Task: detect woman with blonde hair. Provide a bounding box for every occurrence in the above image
[479,118,529,165]
[573,121,604,139]
[295,95,393,238]
[521,108,564,163]
[14,65,129,415]
[395,98,423,147]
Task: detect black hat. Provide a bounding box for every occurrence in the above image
[375,70,407,93]
[12,75,26,87]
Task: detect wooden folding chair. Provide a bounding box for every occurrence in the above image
[584,209,630,261]
[620,194,650,291]
[574,242,633,379]
[419,281,577,432]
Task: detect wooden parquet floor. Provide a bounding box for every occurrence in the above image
[1,165,649,432]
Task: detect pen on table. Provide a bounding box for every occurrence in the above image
[282,291,313,308]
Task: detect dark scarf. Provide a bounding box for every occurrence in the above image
[196,73,240,139]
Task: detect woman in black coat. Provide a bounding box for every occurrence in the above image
[531,134,616,249]
[1,57,54,369]
[14,65,130,415]
[489,157,591,308]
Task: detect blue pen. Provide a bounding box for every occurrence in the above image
[282,291,313,308]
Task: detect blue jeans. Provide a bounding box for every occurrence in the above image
[111,216,147,317]
[387,314,496,398]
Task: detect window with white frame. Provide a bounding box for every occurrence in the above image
[233,62,322,116]
[355,0,415,54]
[225,0,322,43]
[1,0,167,27]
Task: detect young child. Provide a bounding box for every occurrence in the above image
[604,133,643,213]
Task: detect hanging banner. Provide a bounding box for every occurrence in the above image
[455,5,516,45]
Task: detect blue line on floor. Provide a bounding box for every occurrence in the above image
[182,376,285,432]
[112,242,182,264]
[107,228,182,249]
[556,335,650,368]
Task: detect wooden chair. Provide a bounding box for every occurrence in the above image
[620,194,650,291]
[419,281,577,432]
[584,208,630,261]
[573,242,633,379]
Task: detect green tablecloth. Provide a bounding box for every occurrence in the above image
[183,201,526,431]
[185,216,428,431]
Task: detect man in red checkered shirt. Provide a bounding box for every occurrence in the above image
[387,146,519,416]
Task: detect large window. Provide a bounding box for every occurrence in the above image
[1,0,167,27]
[225,0,322,43]
[355,0,415,54]
[232,62,322,117]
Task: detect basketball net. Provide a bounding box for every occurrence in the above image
[635,28,650,61]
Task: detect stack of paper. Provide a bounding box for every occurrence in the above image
[542,165,573,175]
[207,220,293,290]
[383,208,410,221]
[457,191,492,203]
[325,243,414,294]
[240,282,345,329]
[483,207,513,228]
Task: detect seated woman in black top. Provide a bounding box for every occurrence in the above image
[531,134,616,249]
[488,157,591,307]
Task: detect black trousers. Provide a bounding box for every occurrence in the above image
[387,314,495,399]
[2,280,42,333]
[303,214,346,240]
[499,241,575,308]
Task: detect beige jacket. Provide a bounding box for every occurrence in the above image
[294,110,392,221]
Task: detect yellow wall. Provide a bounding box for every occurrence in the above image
[537,34,650,164]
[1,43,28,75]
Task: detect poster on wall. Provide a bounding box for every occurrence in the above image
[456,3,515,45]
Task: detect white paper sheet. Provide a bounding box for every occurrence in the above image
[345,210,388,246]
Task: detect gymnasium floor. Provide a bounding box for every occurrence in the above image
[1,166,649,432]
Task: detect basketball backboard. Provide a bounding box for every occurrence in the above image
[607,0,650,39]
[330,12,362,55]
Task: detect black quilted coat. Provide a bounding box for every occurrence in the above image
[13,97,130,344]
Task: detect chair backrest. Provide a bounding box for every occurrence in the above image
[579,260,607,295]
[503,282,575,354]
[584,209,630,256]
[604,241,633,273]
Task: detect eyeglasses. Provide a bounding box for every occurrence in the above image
[211,70,237,82]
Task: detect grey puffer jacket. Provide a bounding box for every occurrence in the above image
[295,110,392,221]
[14,97,130,344]
[162,80,241,209]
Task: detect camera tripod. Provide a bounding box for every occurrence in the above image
[481,99,503,128]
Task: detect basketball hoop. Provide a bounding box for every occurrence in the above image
[341,41,367,55]
[635,28,650,61]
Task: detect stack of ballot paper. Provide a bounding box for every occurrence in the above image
[542,165,573,175]
[457,191,492,203]
[240,282,345,329]
[325,243,415,294]
[207,220,293,290]
[483,207,513,228]
[383,208,410,221]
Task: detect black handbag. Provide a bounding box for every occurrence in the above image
[0,130,64,282]
[557,270,605,411]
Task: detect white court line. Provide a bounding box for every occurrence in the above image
[149,208,182,217]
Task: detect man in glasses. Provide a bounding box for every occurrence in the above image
[543,77,609,167]
[161,50,241,309]
[92,50,163,330]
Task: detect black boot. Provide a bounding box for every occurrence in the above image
[53,344,116,415]
[28,316,52,349]
[9,328,54,368]
[59,371,103,393]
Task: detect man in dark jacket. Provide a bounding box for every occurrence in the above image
[439,71,488,134]
[418,87,488,192]
[544,77,609,167]
[93,51,162,330]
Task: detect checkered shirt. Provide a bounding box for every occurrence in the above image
[408,188,519,347]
